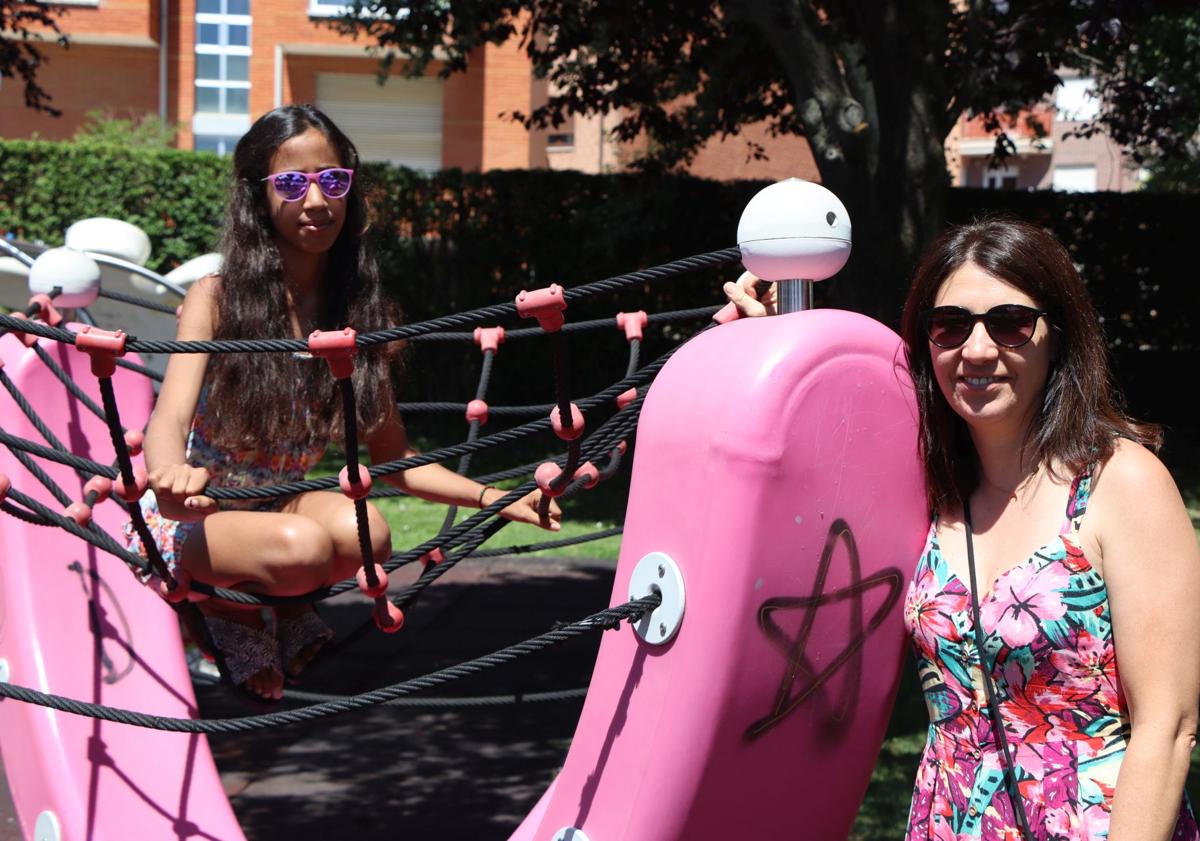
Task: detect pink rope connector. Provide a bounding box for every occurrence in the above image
[308,327,358,379]
[356,563,389,598]
[466,399,489,426]
[63,501,93,526]
[616,310,648,342]
[473,326,506,355]
[29,294,64,327]
[74,326,128,378]
[114,467,148,502]
[8,295,66,348]
[124,429,144,457]
[616,388,638,410]
[83,475,113,504]
[6,313,38,348]
[534,462,567,498]
[550,403,585,441]
[338,464,372,500]
[420,547,445,568]
[374,601,405,633]
[573,461,600,490]
[515,284,566,332]
[158,569,195,604]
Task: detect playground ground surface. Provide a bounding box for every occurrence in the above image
[2,549,1198,840]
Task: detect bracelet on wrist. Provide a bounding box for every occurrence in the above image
[477,485,498,508]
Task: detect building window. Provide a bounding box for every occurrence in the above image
[547,133,574,149]
[1055,78,1099,123]
[1052,165,1097,193]
[308,0,402,19]
[195,135,242,155]
[981,164,1019,191]
[193,0,251,152]
[308,0,346,15]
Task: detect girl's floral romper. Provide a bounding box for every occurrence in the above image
[903,468,1199,840]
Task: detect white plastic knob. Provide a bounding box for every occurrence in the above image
[27,247,101,308]
[163,252,222,290]
[737,178,852,282]
[65,217,152,266]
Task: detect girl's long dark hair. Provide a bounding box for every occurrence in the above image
[205,104,401,450]
[899,217,1159,514]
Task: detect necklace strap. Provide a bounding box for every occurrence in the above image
[963,500,1034,841]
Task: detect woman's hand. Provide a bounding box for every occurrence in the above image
[722,270,777,318]
[148,464,215,522]
[485,487,563,532]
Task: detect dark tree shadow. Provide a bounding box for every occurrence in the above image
[198,556,616,841]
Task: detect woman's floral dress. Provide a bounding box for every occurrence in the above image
[123,383,324,578]
[903,469,1199,840]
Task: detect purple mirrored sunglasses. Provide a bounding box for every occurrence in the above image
[261,168,354,202]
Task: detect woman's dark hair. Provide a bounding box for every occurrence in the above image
[206,104,401,450]
[899,216,1159,513]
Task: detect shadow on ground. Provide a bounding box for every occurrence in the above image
[198,555,616,841]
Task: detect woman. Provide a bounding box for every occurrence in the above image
[728,218,1199,840]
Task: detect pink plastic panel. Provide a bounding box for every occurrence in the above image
[0,330,245,841]
[513,309,927,840]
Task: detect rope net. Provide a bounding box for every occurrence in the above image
[0,246,739,728]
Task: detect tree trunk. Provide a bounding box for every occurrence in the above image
[739,0,954,325]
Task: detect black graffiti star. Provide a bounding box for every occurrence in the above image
[745,518,904,742]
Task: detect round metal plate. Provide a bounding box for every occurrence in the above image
[628,551,685,645]
[551,828,590,841]
[34,811,61,841]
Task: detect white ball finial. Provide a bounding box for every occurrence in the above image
[736,178,852,282]
[64,217,152,267]
[28,248,102,308]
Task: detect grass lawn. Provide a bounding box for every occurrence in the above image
[372,491,623,560]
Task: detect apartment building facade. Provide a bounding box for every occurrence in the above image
[946,76,1140,193]
[0,4,1134,193]
[0,0,823,181]
[0,0,552,170]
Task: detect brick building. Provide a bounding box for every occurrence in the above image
[946,75,1140,193]
[0,6,1132,190]
[0,0,545,169]
[0,0,818,181]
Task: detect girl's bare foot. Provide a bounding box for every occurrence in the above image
[276,604,334,680]
[200,602,284,701]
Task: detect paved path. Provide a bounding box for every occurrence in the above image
[0,554,617,840]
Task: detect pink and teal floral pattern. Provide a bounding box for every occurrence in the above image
[124,384,325,574]
[903,470,1199,840]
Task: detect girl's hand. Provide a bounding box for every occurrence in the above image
[722,270,777,317]
[148,464,215,522]
[487,488,563,532]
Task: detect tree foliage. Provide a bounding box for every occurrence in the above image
[0,0,66,115]
[329,0,1200,315]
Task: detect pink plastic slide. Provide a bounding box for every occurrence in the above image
[0,331,245,840]
[511,308,928,840]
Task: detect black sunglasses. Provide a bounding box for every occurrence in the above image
[920,304,1050,349]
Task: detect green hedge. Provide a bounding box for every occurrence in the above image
[0,139,230,271]
[2,139,1195,424]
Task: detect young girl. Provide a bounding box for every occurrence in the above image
[126,105,560,702]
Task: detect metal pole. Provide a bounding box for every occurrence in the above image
[776,279,814,314]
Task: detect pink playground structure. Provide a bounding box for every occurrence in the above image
[513,308,926,840]
[0,181,926,840]
[0,330,246,840]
